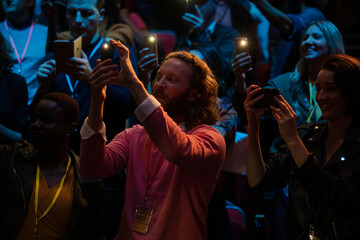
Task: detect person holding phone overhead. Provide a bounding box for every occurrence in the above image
[178,0,239,99]
[231,20,346,240]
[244,54,360,240]
[32,0,138,154]
[232,20,345,133]
[79,40,226,239]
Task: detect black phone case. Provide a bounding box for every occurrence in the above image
[101,42,115,62]
[253,88,280,109]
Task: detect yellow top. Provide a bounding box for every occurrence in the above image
[16,167,75,240]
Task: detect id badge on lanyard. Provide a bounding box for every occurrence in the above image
[132,204,154,234]
[132,138,164,234]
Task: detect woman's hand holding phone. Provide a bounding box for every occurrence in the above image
[270,95,299,145]
[244,85,267,128]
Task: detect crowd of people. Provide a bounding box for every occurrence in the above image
[0,0,359,239]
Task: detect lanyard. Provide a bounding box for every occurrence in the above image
[65,38,104,97]
[34,156,72,239]
[145,138,165,202]
[4,18,34,74]
[307,82,318,123]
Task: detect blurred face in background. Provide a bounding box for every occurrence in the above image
[2,0,34,20]
[66,0,104,46]
[301,25,329,63]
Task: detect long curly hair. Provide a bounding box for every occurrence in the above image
[0,32,13,77]
[163,51,220,130]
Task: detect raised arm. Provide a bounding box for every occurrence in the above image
[231,52,253,130]
[271,95,310,168]
[249,0,293,36]
[80,40,148,178]
[244,85,267,187]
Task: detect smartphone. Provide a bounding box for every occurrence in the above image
[101,41,114,63]
[234,37,249,55]
[143,34,158,65]
[253,88,280,109]
[53,36,82,62]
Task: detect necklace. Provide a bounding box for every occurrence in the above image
[307,81,318,123]
[33,156,71,239]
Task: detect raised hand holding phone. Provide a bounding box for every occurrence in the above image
[53,36,82,62]
[233,37,252,70]
[235,37,249,55]
[253,88,279,109]
[101,41,115,63]
[143,34,158,65]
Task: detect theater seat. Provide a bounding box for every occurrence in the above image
[226,200,247,240]
[150,30,177,56]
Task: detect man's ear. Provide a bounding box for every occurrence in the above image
[188,88,201,102]
[99,8,105,22]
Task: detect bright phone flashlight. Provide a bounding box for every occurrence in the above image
[149,36,155,42]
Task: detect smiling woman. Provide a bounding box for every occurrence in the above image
[317,54,360,121]
[315,69,347,121]
[230,20,348,240]
[244,54,360,239]
[265,20,345,125]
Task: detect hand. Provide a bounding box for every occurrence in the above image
[138,48,158,86]
[182,5,204,32]
[231,52,253,76]
[244,85,266,128]
[270,95,299,145]
[111,39,140,88]
[57,51,93,84]
[89,59,119,103]
[37,60,57,86]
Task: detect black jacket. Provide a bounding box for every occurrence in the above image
[0,140,106,239]
[255,122,360,240]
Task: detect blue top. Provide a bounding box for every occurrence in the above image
[0,20,48,105]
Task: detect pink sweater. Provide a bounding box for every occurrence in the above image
[80,99,226,240]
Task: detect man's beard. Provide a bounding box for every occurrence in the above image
[153,88,192,121]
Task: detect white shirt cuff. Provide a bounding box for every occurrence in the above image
[80,117,107,141]
[134,95,161,122]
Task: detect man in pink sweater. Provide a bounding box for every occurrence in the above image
[79,40,226,239]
